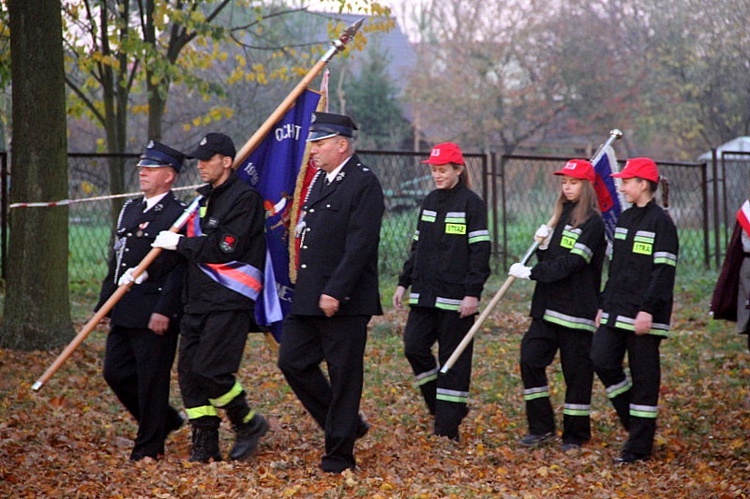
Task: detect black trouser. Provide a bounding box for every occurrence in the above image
[178,310,253,428]
[103,324,181,459]
[403,306,474,439]
[591,325,662,456]
[520,319,593,445]
[278,314,369,472]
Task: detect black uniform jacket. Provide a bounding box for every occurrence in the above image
[397,182,491,309]
[97,192,187,328]
[600,199,678,336]
[293,154,385,316]
[176,172,266,314]
[529,201,606,332]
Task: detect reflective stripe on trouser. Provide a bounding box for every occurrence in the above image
[178,310,253,426]
[592,325,662,455]
[521,319,594,443]
[415,366,439,415]
[403,306,474,438]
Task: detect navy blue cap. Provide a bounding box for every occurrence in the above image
[187,132,237,160]
[137,140,185,173]
[307,112,358,142]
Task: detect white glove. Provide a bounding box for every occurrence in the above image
[508,262,532,280]
[534,224,553,250]
[152,230,183,251]
[118,267,148,286]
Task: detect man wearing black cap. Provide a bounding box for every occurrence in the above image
[152,132,269,463]
[96,140,187,461]
[278,112,385,473]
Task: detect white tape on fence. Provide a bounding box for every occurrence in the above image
[9,184,203,209]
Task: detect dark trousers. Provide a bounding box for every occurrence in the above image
[178,310,253,428]
[277,314,369,472]
[403,306,474,439]
[103,325,181,459]
[520,319,594,444]
[591,325,662,456]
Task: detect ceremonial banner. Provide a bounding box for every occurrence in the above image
[591,144,622,243]
[236,89,321,342]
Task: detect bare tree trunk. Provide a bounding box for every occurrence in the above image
[1,0,74,349]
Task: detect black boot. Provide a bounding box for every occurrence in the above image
[189,426,222,463]
[230,413,269,461]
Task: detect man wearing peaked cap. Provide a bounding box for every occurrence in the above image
[96,139,188,461]
[152,131,269,463]
[137,140,186,173]
[279,110,384,473]
[307,112,358,142]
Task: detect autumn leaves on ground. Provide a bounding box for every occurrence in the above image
[1,273,749,498]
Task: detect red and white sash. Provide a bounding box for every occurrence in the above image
[737,200,750,237]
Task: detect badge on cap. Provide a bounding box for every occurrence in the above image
[147,140,155,149]
[220,233,237,253]
[200,137,208,146]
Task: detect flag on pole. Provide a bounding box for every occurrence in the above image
[236,89,322,342]
[591,144,622,243]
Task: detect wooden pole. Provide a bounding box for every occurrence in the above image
[32,19,367,391]
[32,197,202,391]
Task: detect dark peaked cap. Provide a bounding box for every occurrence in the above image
[307,112,358,142]
[137,140,185,173]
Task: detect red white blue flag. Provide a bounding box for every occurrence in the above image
[236,89,321,342]
[591,145,622,243]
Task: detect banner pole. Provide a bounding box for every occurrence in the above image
[31,196,202,391]
[233,18,365,167]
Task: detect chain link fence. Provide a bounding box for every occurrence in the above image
[0,150,719,291]
[710,151,750,267]
[490,154,708,273]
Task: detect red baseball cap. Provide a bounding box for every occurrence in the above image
[422,142,465,166]
[553,159,595,183]
[611,157,659,183]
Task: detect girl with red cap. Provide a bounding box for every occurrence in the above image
[393,142,491,441]
[591,157,678,464]
[508,159,607,452]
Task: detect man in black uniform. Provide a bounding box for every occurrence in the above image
[278,112,385,473]
[152,132,268,463]
[98,140,187,461]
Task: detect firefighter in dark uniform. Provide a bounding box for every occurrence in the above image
[591,157,678,464]
[508,159,606,451]
[152,132,268,463]
[393,142,491,442]
[277,112,385,473]
[97,140,187,461]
